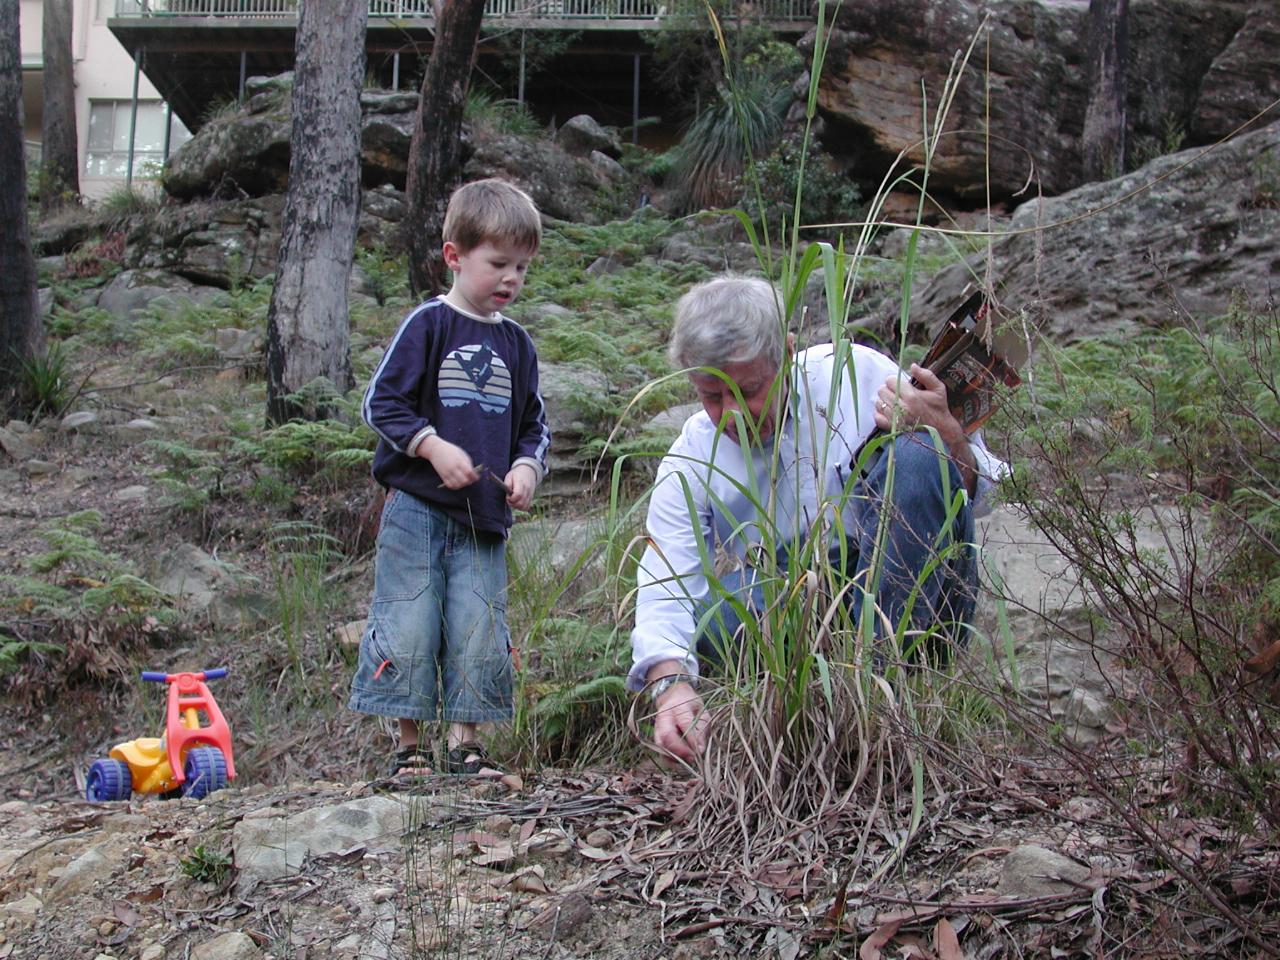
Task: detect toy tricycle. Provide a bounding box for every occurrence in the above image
[85,667,237,802]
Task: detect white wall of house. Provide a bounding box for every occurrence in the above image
[19,0,190,202]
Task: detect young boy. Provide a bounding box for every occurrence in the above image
[350,178,550,777]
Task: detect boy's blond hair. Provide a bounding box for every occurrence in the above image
[442,178,542,254]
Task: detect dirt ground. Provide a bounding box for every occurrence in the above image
[2,370,1278,959]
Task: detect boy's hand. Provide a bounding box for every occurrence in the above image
[504,463,538,511]
[418,435,480,489]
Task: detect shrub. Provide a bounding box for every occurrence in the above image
[999,297,1280,832]
[747,131,862,235]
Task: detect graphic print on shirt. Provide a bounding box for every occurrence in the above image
[438,343,512,414]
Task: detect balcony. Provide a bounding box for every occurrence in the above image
[110,0,811,27]
[109,1,812,136]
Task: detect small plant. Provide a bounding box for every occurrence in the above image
[97,184,161,226]
[14,341,74,421]
[1129,115,1188,170]
[0,633,61,676]
[63,232,127,280]
[668,70,790,213]
[147,438,225,533]
[179,844,232,885]
[355,242,411,306]
[200,95,249,126]
[1246,151,1280,209]
[269,520,344,670]
[748,131,862,235]
[464,88,543,139]
[0,512,177,701]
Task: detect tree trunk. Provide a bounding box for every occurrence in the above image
[1,0,42,417]
[1081,0,1128,181]
[405,0,487,298]
[264,0,368,425]
[41,0,79,209]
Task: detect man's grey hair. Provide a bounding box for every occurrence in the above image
[668,275,786,371]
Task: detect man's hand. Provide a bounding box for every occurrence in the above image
[504,463,538,511]
[647,665,708,764]
[418,435,480,489]
[875,365,977,495]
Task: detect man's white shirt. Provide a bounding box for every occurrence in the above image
[627,343,1008,691]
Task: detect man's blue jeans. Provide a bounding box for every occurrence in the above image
[696,431,978,667]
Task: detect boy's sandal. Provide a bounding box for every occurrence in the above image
[444,741,503,776]
[388,746,434,779]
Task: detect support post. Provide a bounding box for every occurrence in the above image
[126,47,142,189]
[162,99,172,162]
[632,52,640,144]
[239,51,247,102]
[518,30,526,104]
[392,52,400,90]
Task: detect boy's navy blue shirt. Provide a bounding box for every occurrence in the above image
[363,297,551,536]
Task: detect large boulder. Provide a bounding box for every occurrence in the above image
[556,114,622,158]
[465,132,638,223]
[95,268,222,319]
[1191,4,1280,140]
[164,111,292,201]
[814,0,1267,199]
[127,197,285,288]
[907,119,1280,345]
[165,80,421,200]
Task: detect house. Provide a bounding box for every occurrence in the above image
[20,0,193,201]
[22,1,808,200]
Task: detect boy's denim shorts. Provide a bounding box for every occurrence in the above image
[348,489,513,723]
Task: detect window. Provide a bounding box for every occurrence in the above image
[85,100,191,179]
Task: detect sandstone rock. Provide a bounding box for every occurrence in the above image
[510,517,604,577]
[910,120,1280,346]
[335,620,366,646]
[165,110,291,200]
[152,544,256,628]
[110,420,163,444]
[589,150,627,180]
[557,114,622,158]
[190,931,262,960]
[232,795,412,887]
[58,411,99,433]
[97,269,219,321]
[815,0,1260,199]
[997,845,1090,898]
[127,198,285,289]
[1191,3,1280,140]
[213,328,264,361]
[47,846,117,903]
[23,460,57,477]
[0,893,42,917]
[585,255,623,276]
[0,426,34,462]
[465,133,631,224]
[528,890,592,941]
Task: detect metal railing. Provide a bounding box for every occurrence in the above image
[113,0,811,22]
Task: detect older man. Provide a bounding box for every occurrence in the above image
[629,275,1007,762]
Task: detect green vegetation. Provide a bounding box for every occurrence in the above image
[179,844,233,885]
[13,341,74,421]
[1000,302,1280,831]
[4,5,1277,952]
[464,88,544,139]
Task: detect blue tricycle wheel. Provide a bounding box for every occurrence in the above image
[181,746,228,799]
[85,759,132,802]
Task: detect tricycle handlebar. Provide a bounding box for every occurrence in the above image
[141,668,228,683]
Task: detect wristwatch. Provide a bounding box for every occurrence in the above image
[647,673,699,704]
